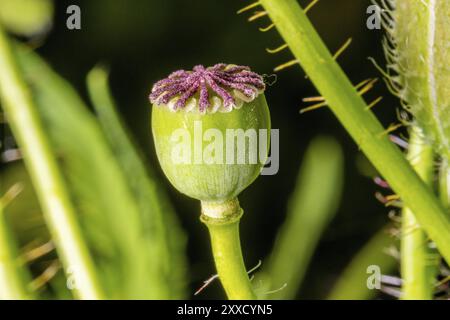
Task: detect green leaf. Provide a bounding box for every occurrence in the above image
[0,185,34,299]
[87,66,188,299]
[15,48,187,299]
[0,0,53,36]
[0,163,72,299]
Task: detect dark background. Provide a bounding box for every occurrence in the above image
[35,0,400,299]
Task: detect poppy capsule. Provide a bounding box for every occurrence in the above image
[150,63,271,202]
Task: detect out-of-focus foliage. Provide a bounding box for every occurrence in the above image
[0,0,53,36]
[0,184,34,299]
[328,226,397,300]
[13,47,187,299]
[257,136,344,299]
[0,0,409,300]
[0,163,72,299]
[87,66,187,299]
[1,163,46,245]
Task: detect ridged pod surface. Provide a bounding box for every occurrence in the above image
[150,64,271,201]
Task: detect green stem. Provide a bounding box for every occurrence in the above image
[0,198,31,299]
[259,0,450,264]
[201,199,256,300]
[401,127,437,300]
[0,26,104,299]
[439,159,450,209]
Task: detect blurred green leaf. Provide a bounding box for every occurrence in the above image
[0,163,46,245]
[328,225,397,300]
[1,163,72,299]
[87,66,187,299]
[257,136,344,299]
[0,0,53,36]
[15,47,187,299]
[0,184,34,299]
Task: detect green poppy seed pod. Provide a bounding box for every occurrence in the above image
[150,64,271,202]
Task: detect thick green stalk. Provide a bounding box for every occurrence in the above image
[401,127,437,300]
[259,0,450,264]
[201,199,256,299]
[0,199,31,299]
[0,26,104,299]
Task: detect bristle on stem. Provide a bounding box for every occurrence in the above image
[302,96,325,102]
[259,23,275,32]
[354,78,374,90]
[367,57,402,97]
[237,2,261,14]
[29,260,61,291]
[379,123,403,137]
[248,11,268,22]
[194,274,219,296]
[21,241,55,263]
[358,78,379,96]
[1,183,23,207]
[332,38,353,60]
[266,44,288,54]
[366,96,384,110]
[300,101,327,114]
[274,59,299,72]
[304,0,320,13]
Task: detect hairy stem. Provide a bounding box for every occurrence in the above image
[201,199,256,299]
[401,127,438,300]
[393,0,450,160]
[0,26,104,299]
[259,0,450,264]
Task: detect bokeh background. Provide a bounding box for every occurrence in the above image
[3,0,403,299]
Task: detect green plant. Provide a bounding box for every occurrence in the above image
[0,0,53,36]
[0,24,104,300]
[256,136,344,299]
[376,0,449,299]
[150,64,270,299]
[0,23,187,298]
[240,0,450,300]
[0,184,33,299]
[253,0,450,266]
[18,50,187,299]
[0,0,449,301]
[400,128,438,299]
[328,225,397,300]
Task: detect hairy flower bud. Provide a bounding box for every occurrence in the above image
[382,0,450,159]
